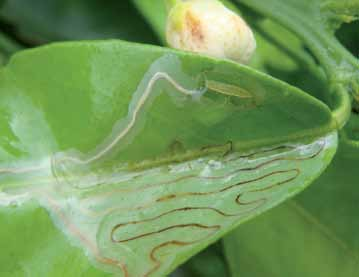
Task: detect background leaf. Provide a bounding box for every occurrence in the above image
[223,143,359,277]
[172,243,229,277]
[0,0,158,44]
[0,31,22,65]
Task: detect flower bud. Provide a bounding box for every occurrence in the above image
[166,0,256,64]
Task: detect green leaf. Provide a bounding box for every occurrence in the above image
[0,0,158,44]
[244,17,328,103]
[346,113,359,140]
[171,243,229,277]
[341,113,359,158]
[0,41,337,276]
[223,143,359,277]
[0,31,23,65]
[132,0,353,129]
[0,201,110,277]
[336,20,359,58]
[131,0,168,43]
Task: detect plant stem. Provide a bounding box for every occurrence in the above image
[235,0,359,106]
[331,85,352,129]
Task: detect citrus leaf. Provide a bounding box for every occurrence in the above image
[0,31,23,65]
[0,41,337,276]
[171,243,229,277]
[223,143,359,277]
[0,0,157,44]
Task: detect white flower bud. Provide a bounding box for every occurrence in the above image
[166,0,256,64]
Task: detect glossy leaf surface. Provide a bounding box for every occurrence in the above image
[223,144,359,277]
[130,1,357,276]
[0,41,337,276]
[132,0,356,130]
